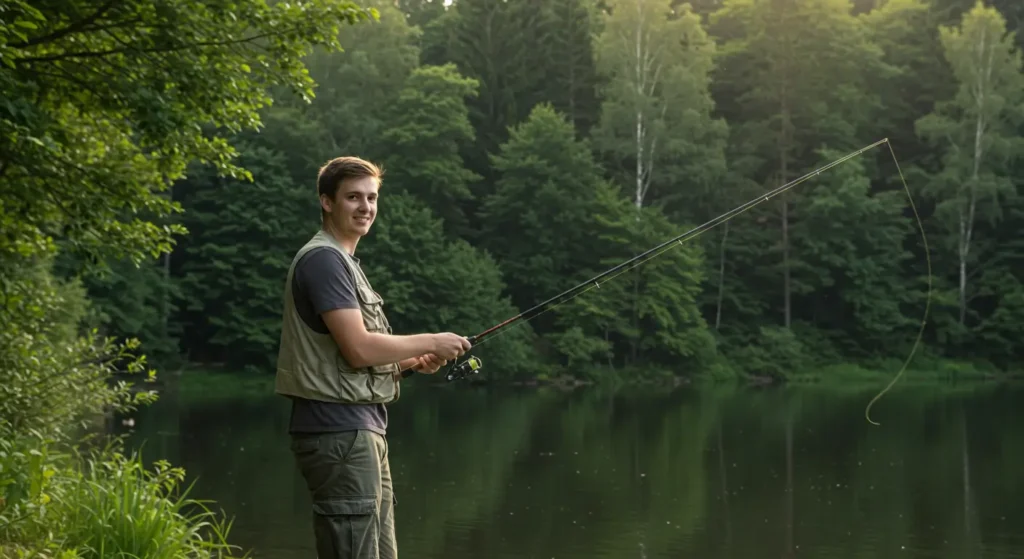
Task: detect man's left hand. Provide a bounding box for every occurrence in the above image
[413,353,447,374]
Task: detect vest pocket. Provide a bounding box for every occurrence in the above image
[333,369,382,402]
[330,367,398,404]
[355,284,388,333]
[350,279,399,402]
[355,283,382,304]
[367,368,399,403]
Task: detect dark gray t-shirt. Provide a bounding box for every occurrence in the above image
[287,246,388,435]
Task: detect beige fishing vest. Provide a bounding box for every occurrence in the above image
[274,230,401,404]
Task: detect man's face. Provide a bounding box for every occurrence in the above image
[323,176,379,239]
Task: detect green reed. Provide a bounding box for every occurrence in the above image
[2,436,246,559]
[52,450,244,559]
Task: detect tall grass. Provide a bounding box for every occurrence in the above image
[54,450,244,558]
[1,256,243,557]
[1,435,245,558]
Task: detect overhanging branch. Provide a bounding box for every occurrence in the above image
[8,0,120,49]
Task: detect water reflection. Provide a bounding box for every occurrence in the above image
[120,377,1024,558]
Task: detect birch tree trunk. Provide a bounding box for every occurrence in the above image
[636,106,645,211]
[595,0,722,214]
[916,3,1024,334]
[630,0,657,212]
[959,25,991,325]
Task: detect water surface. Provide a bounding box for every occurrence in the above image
[120,375,1024,558]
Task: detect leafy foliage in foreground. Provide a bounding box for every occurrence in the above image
[0,0,389,554]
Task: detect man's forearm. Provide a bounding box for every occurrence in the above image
[322,308,469,368]
[347,332,437,368]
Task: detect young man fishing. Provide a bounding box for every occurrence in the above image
[275,156,472,558]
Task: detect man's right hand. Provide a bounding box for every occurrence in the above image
[432,333,472,360]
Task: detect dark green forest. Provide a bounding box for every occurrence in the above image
[100,0,1022,382]
[10,0,1024,387]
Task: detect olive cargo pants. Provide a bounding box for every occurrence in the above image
[290,430,397,559]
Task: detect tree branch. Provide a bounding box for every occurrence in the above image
[15,29,288,64]
[8,0,120,49]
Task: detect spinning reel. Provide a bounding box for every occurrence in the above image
[443,355,483,382]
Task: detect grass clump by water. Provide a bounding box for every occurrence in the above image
[57,450,239,558]
[1,432,245,558]
[1,260,244,558]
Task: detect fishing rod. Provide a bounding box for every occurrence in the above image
[401,138,890,382]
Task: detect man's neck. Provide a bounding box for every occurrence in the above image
[322,224,358,255]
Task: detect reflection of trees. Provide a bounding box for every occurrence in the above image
[717,423,732,547]
[961,407,977,559]
[388,385,720,558]
[685,384,1021,559]
[475,387,718,558]
[385,386,563,556]
[119,376,1024,559]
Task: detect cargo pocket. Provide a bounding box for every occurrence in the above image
[368,369,399,403]
[355,284,385,330]
[313,497,380,558]
[329,368,375,402]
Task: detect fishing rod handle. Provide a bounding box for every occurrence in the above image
[400,334,477,378]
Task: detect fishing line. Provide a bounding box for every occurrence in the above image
[863,140,932,426]
[418,139,931,425]
[469,138,890,348]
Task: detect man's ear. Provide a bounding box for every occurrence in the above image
[319,193,332,214]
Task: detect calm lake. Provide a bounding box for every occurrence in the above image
[117,373,1023,559]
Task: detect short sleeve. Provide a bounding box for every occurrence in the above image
[294,247,359,314]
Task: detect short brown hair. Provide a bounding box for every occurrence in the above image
[317,156,383,202]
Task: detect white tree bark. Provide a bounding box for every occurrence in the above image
[960,25,992,325]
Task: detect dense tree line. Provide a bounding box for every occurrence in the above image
[76,0,1024,382]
